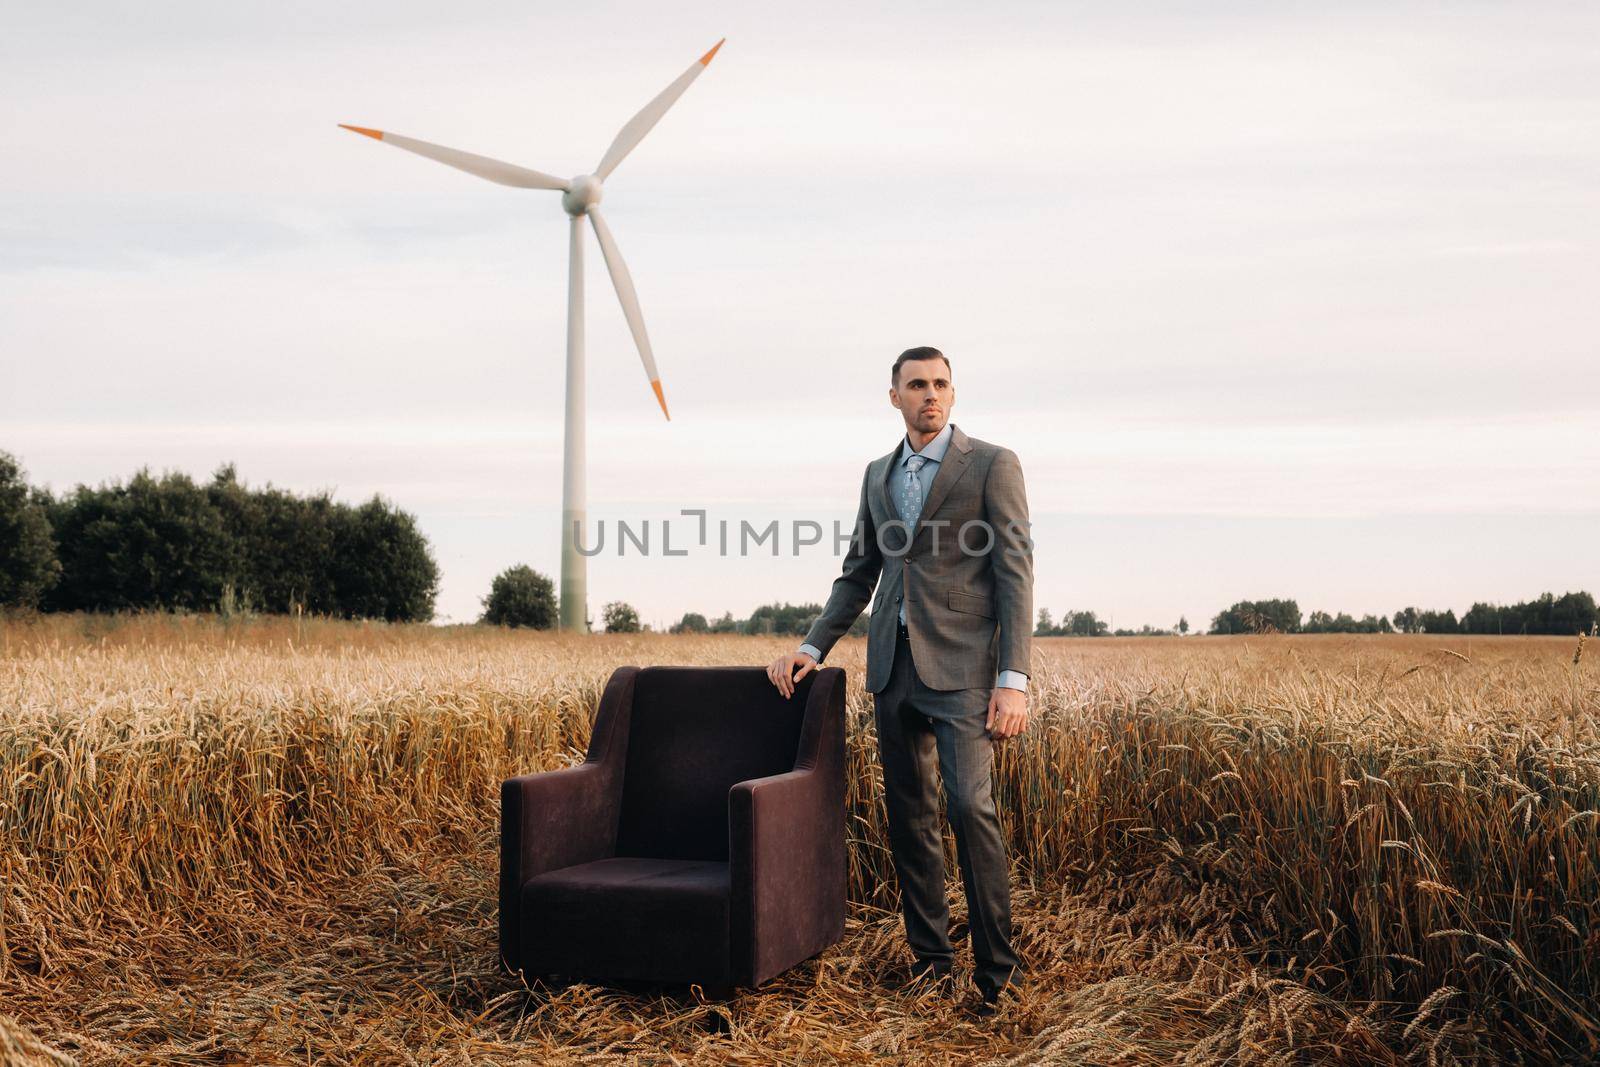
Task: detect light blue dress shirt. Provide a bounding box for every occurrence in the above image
[800,422,1028,692]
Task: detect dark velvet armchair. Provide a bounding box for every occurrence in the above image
[499,665,847,990]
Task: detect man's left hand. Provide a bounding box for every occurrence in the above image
[986,686,1029,740]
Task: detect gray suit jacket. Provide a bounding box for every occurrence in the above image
[800,422,1034,693]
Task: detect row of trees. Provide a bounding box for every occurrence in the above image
[480,565,873,637]
[0,452,440,621]
[1395,592,1599,635]
[579,593,1589,641]
[1209,599,1305,635]
[1031,598,1597,638]
[1036,610,1213,638]
[1207,596,1597,636]
[1212,600,1394,635]
[668,601,873,637]
[1304,610,1393,634]
[9,448,1594,639]
[1036,609,1123,637]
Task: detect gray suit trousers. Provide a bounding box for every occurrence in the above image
[874,623,1020,994]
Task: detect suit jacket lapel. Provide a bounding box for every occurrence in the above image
[871,434,904,520]
[915,423,973,534]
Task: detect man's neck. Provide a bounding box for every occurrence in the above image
[906,423,944,452]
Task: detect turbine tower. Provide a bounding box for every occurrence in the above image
[340,39,724,632]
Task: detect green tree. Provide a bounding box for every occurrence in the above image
[0,452,60,609]
[204,463,260,614]
[1550,592,1597,635]
[329,495,440,622]
[1035,608,1056,636]
[603,600,641,633]
[31,462,439,621]
[1303,611,1391,634]
[202,463,341,616]
[1210,604,1241,635]
[481,564,557,628]
[1460,592,1594,635]
[744,601,824,636]
[670,611,709,634]
[1177,616,1189,636]
[1461,601,1503,634]
[45,468,231,612]
[255,489,340,614]
[1211,599,1300,635]
[1063,610,1108,637]
[1417,608,1459,634]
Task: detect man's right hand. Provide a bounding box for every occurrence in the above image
[765,651,818,700]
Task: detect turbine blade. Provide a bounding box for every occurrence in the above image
[588,208,669,420]
[593,38,724,181]
[338,125,568,191]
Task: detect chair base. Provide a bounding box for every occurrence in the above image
[517,857,733,987]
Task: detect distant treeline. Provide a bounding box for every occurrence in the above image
[1204,596,1597,637]
[7,449,1594,638]
[1394,594,1599,635]
[478,569,874,636]
[668,602,870,638]
[696,594,1593,641]
[0,451,439,622]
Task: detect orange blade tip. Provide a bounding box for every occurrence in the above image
[651,379,671,420]
[699,38,725,66]
[338,124,384,141]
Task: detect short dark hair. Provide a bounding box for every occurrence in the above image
[891,346,952,387]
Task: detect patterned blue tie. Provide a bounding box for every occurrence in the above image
[901,454,928,533]
[896,454,928,626]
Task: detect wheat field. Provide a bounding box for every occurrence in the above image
[0,614,1595,1065]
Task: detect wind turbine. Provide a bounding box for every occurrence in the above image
[340,38,724,632]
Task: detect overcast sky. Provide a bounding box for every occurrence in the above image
[3,2,1596,628]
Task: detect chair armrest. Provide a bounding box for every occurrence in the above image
[502,762,619,880]
[729,762,846,985]
[502,663,636,883]
[499,666,638,973]
[499,762,622,972]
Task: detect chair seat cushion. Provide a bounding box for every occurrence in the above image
[518,857,731,984]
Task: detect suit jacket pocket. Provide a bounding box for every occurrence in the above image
[948,590,995,619]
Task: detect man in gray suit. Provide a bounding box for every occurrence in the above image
[765,346,1033,1015]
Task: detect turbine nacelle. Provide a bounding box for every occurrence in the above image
[561,174,604,217]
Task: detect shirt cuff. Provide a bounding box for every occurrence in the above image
[798,643,823,663]
[996,669,1028,692]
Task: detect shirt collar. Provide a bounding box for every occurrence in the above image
[899,421,954,467]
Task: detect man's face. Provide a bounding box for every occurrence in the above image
[889,358,954,434]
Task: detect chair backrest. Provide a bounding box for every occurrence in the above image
[615,666,813,861]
